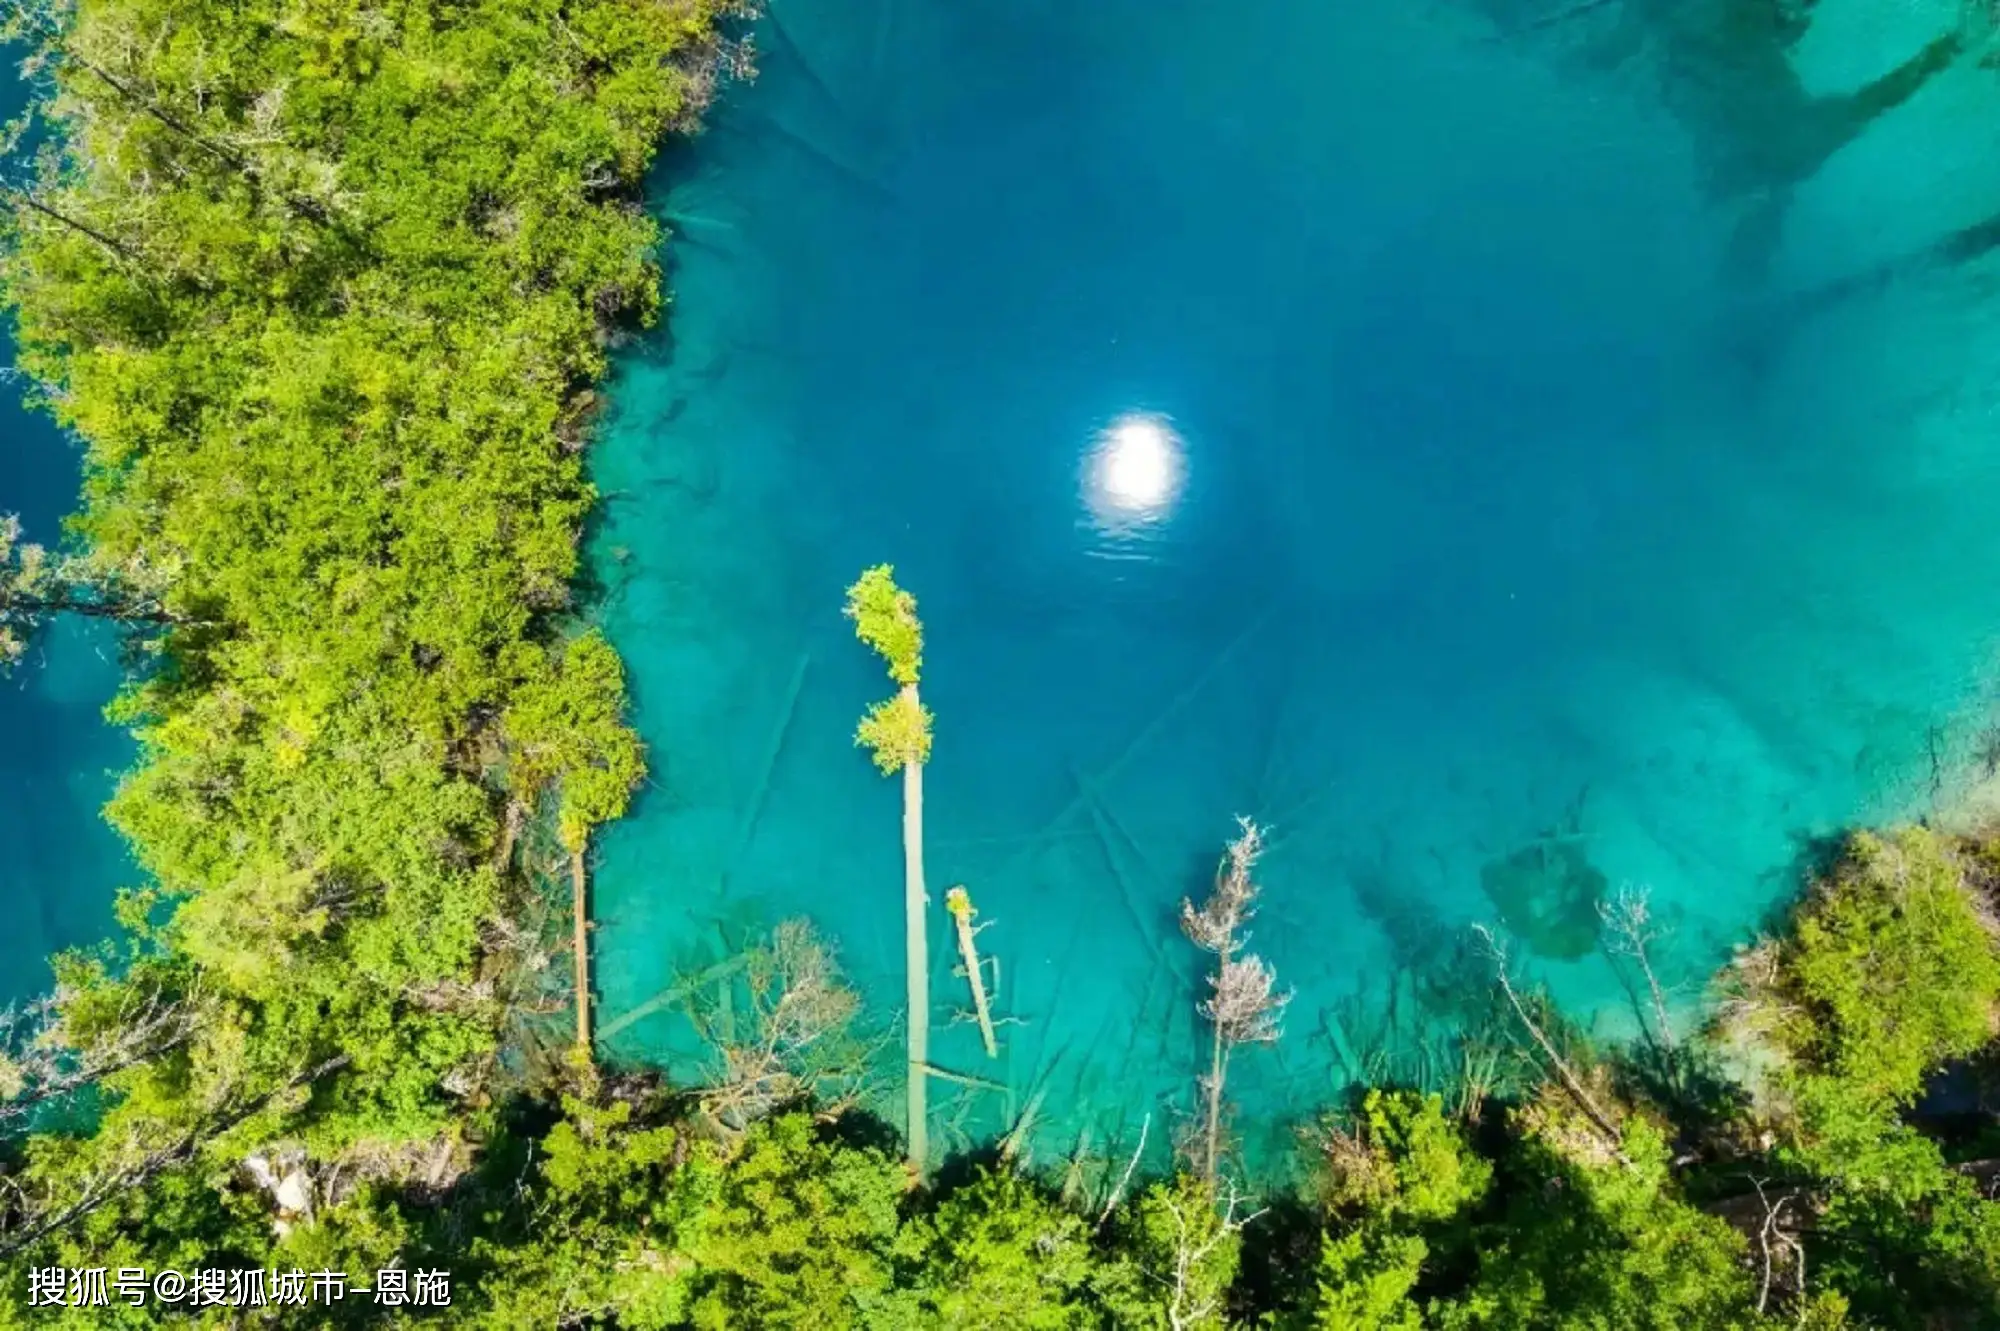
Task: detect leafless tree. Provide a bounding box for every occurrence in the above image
[1599,883,1676,1051]
[1181,817,1264,955]
[0,1053,350,1255]
[1471,923,1630,1167]
[1746,1175,1807,1317]
[2,514,183,666]
[1182,818,1291,1185]
[691,920,875,1131]
[0,976,206,1133]
[1098,1113,1150,1228]
[1708,936,1798,1059]
[1299,1109,1393,1213]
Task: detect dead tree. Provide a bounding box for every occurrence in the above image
[1,514,183,666]
[0,1053,350,1255]
[1748,1175,1807,1317]
[1098,1113,1150,1228]
[944,886,999,1058]
[0,976,206,1133]
[1471,923,1631,1167]
[1599,884,1676,1051]
[1181,818,1290,1185]
[691,921,872,1131]
[570,847,591,1055]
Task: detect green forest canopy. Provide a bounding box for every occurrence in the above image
[0,0,735,1279]
[0,1,1998,1328]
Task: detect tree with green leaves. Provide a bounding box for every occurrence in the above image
[1435,1119,1764,1330]
[845,563,934,1174]
[1718,827,2000,1327]
[457,1095,721,1329]
[884,1168,1098,1328]
[1300,1090,1491,1330]
[0,0,743,1261]
[504,630,647,1055]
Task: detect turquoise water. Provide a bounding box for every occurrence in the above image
[591,0,2000,1165]
[0,65,131,1008]
[0,374,130,1004]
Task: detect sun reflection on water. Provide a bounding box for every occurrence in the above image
[1084,411,1185,534]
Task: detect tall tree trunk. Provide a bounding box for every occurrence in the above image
[3,188,141,263]
[946,887,998,1058]
[1491,951,1627,1162]
[1203,943,1230,1186]
[1,587,182,625]
[571,847,591,1056]
[902,687,929,1172]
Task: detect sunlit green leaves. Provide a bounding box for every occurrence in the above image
[845,564,924,686]
[855,689,933,775]
[0,0,733,1255]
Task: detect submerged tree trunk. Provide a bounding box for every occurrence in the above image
[1203,943,1230,1186]
[945,886,998,1058]
[571,847,591,1056]
[1,587,182,625]
[902,693,929,1170]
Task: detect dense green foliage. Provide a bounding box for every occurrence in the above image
[1778,829,2000,1105]
[4,2,2000,1328]
[1741,828,2000,1328]
[0,0,735,1286]
[845,564,932,772]
[13,821,1987,1326]
[844,564,923,687]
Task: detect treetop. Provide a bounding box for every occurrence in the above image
[844,563,923,686]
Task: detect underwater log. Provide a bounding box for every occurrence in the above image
[571,847,591,1056]
[946,886,1000,1058]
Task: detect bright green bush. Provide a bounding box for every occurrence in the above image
[1782,829,2000,1103]
[685,1114,904,1329]
[462,1097,719,1330]
[883,1168,1097,1328]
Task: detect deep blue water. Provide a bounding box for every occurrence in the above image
[589,0,2000,1163]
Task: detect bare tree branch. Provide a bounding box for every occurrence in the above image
[1098,1113,1150,1229]
[691,921,873,1132]
[1181,818,1290,1186]
[1599,883,1676,1051]
[1472,923,1631,1167]
[0,1053,351,1255]
[0,977,206,1132]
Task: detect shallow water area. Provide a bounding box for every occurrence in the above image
[591,0,2000,1169]
[0,397,131,1005]
[0,58,133,1008]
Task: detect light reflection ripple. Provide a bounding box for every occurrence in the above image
[1082,410,1185,543]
